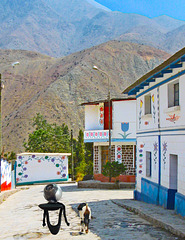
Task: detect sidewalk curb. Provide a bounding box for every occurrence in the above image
[112,200,185,239]
[0,189,21,204]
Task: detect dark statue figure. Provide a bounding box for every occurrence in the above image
[39,183,70,235]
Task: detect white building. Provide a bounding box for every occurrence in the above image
[123,47,185,217]
[82,97,136,182]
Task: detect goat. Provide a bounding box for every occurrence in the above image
[77,203,91,233]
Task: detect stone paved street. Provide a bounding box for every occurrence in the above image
[0,183,183,240]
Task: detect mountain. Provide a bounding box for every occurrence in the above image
[1,41,170,153]
[153,15,185,32]
[162,25,185,53]
[0,0,184,57]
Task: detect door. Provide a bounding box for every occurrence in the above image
[168,154,178,209]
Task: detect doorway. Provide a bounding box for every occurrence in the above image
[169,154,178,189]
[101,146,108,173]
[168,154,178,209]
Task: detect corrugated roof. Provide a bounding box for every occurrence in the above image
[80,96,136,106]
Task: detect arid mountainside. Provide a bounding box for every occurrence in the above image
[1,41,170,153]
[0,0,184,57]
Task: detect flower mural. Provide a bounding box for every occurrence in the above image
[116,145,122,163]
[166,114,180,123]
[99,104,104,126]
[119,122,131,139]
[16,154,68,183]
[153,142,158,166]
[138,142,144,175]
[139,100,143,128]
[162,142,167,169]
[152,94,156,123]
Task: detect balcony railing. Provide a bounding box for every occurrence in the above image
[84,130,109,142]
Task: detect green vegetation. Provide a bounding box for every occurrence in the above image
[102,161,126,182]
[23,113,93,180]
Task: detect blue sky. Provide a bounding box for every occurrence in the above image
[94,0,185,21]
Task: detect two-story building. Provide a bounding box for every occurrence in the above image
[123,47,185,217]
[81,97,136,182]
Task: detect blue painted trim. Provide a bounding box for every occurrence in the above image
[140,178,177,209]
[141,177,159,187]
[112,138,136,142]
[154,73,163,78]
[84,139,109,143]
[15,161,17,186]
[134,190,142,201]
[127,54,185,96]
[175,192,185,217]
[159,185,177,209]
[146,78,155,82]
[137,128,185,135]
[170,63,182,68]
[157,134,161,206]
[136,69,185,98]
[84,138,136,143]
[161,69,172,74]
[16,177,68,186]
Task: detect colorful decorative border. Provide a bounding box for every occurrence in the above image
[16,154,68,183]
[162,142,167,169]
[99,103,104,126]
[116,145,122,163]
[84,130,109,140]
[153,142,158,166]
[138,142,144,175]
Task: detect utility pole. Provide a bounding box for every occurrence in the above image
[93,65,111,162]
[71,129,74,181]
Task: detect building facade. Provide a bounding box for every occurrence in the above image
[82,98,136,182]
[123,47,185,217]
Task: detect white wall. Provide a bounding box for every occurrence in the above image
[160,74,185,128]
[85,105,103,130]
[112,100,136,139]
[135,62,185,196]
[136,136,159,192]
[137,88,158,132]
[16,153,69,184]
[161,135,185,195]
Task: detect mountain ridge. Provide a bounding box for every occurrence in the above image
[0,0,184,57]
[1,41,170,153]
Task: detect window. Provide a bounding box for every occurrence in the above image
[146,151,152,177]
[168,81,179,108]
[145,94,151,115]
[174,83,179,106]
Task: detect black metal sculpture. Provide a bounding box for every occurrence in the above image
[39,183,70,235]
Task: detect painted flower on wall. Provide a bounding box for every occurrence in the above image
[162,141,167,169]
[153,142,158,166]
[166,114,180,123]
[119,122,131,139]
[139,100,143,128]
[152,94,156,123]
[140,100,143,108]
[121,122,129,132]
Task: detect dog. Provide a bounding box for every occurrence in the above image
[77,203,91,233]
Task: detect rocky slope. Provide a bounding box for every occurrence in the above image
[1,41,170,153]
